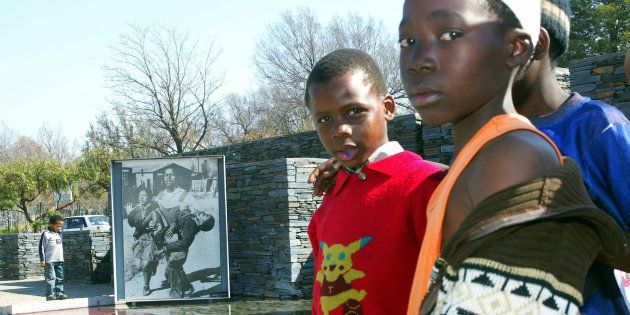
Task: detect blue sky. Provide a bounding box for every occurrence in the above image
[0,0,404,144]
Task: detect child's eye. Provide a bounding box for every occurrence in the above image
[398,37,415,48]
[346,108,366,122]
[317,116,331,124]
[439,31,462,41]
[348,108,365,116]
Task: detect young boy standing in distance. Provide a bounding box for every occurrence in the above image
[306,48,444,314]
[39,215,68,301]
[398,0,625,313]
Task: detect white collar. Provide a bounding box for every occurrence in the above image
[343,141,404,174]
[367,141,404,163]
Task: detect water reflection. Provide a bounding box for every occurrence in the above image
[46,299,311,315]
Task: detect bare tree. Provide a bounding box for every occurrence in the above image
[8,136,49,161]
[0,121,16,164]
[326,13,406,102]
[215,92,282,144]
[96,24,223,156]
[253,8,324,134]
[37,122,75,163]
[87,110,158,158]
[251,8,408,136]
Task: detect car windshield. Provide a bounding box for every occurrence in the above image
[63,218,86,229]
[88,216,110,226]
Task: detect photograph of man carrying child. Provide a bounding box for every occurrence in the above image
[117,157,227,301]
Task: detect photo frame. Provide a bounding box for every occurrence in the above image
[110,155,229,302]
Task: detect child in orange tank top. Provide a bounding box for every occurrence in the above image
[398,0,625,314]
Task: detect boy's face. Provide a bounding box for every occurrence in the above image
[308,70,395,169]
[50,220,63,233]
[399,0,511,126]
[164,168,176,189]
[194,211,211,226]
[138,190,148,204]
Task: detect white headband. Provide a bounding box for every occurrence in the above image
[501,0,541,47]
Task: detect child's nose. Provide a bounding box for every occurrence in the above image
[406,44,437,74]
[332,121,352,138]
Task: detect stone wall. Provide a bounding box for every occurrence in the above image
[421,124,454,165]
[0,231,112,283]
[0,235,18,279]
[569,52,630,117]
[0,234,40,280]
[62,230,112,283]
[556,67,571,93]
[186,114,422,165]
[226,158,325,298]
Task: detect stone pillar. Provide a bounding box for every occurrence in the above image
[63,230,93,283]
[227,158,325,298]
[90,231,113,283]
[62,230,113,283]
[0,234,19,280]
[17,233,43,279]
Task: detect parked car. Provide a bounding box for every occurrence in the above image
[62,215,111,232]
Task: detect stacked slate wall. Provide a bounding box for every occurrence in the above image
[0,231,112,283]
[0,234,40,280]
[226,158,325,298]
[63,230,112,283]
[0,235,19,279]
[569,52,629,117]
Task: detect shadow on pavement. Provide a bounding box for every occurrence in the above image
[0,280,42,298]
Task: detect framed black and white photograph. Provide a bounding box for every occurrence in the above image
[110,155,229,302]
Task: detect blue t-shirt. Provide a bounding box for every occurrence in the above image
[532,93,630,228]
[531,92,630,314]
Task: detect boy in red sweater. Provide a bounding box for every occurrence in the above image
[305,48,444,315]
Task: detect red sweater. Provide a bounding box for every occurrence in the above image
[308,151,444,315]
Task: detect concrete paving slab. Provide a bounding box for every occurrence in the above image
[0,279,114,315]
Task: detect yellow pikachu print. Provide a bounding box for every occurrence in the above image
[316,236,372,315]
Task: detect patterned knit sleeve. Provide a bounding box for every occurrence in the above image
[434,219,603,315]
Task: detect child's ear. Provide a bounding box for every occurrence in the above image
[506,29,534,69]
[382,94,396,121]
[532,28,551,61]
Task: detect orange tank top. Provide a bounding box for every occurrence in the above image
[406,114,563,314]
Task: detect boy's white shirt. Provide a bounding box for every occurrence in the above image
[40,229,64,263]
[367,141,404,164]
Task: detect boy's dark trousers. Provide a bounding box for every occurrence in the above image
[44,262,64,297]
[165,250,192,298]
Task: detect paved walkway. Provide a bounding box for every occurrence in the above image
[0,279,113,306]
[0,279,114,314]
